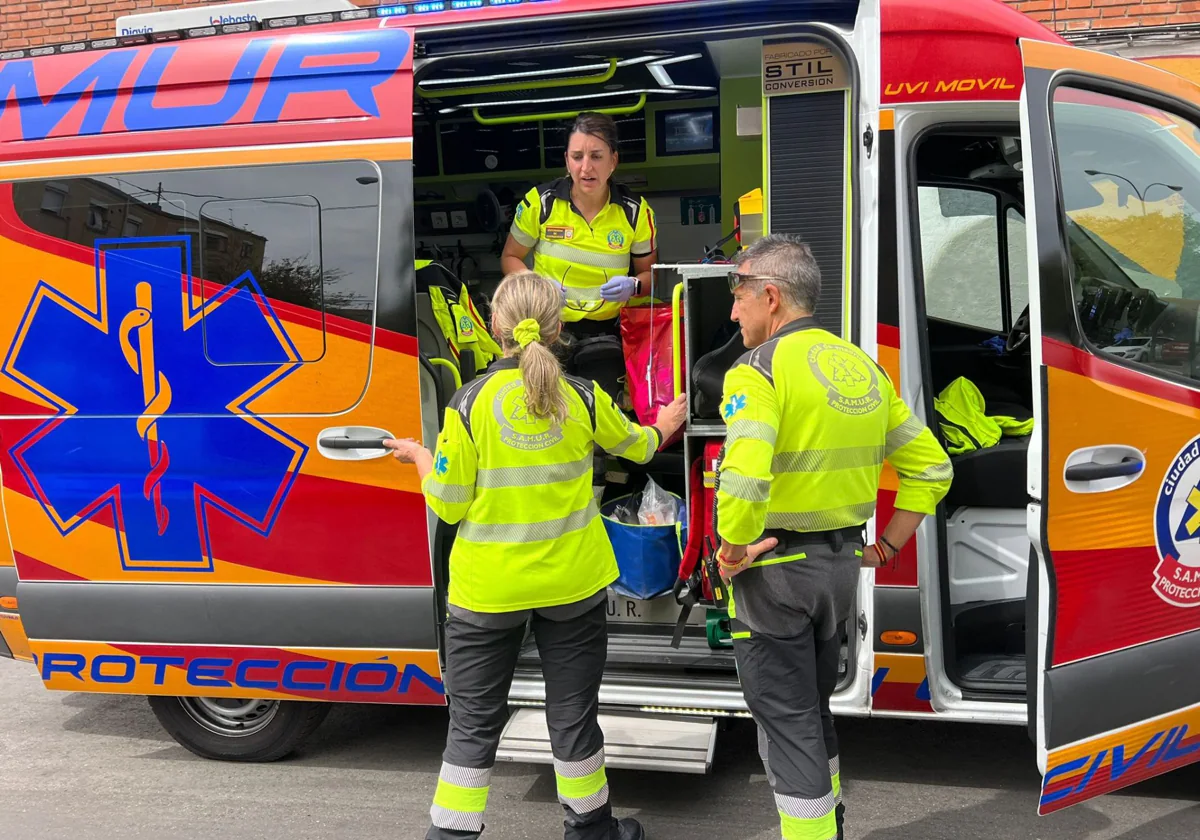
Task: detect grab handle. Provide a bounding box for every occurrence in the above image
[672,281,684,399]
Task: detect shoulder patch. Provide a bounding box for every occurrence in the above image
[722,392,748,421]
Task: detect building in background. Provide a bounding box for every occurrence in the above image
[3,0,1200,68]
[1006,1,1200,72]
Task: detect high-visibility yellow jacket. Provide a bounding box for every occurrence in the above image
[509,178,656,322]
[422,358,662,612]
[934,376,1033,455]
[416,260,502,373]
[716,318,952,546]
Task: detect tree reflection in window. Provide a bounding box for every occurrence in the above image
[8,161,381,365]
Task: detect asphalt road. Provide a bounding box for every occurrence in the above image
[1,657,1197,839]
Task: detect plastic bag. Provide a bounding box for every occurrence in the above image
[611,500,640,525]
[638,476,677,526]
[620,304,683,432]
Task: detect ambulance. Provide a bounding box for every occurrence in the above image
[0,0,1197,816]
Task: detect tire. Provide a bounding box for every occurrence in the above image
[148,695,331,762]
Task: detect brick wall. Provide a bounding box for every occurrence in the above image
[0,0,387,51]
[1004,0,1200,35]
[3,0,1199,52]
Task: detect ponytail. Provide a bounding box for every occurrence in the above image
[518,338,568,424]
[491,271,569,424]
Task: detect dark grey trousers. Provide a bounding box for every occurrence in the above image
[426,600,619,840]
[736,620,845,839]
[730,534,860,840]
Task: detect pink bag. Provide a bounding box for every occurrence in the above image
[620,304,683,444]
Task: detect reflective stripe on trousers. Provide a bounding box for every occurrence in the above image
[777,792,837,840]
[758,725,841,836]
[554,747,610,814]
[430,762,491,833]
[830,755,841,806]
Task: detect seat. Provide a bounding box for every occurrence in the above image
[943,436,1029,510]
[691,329,746,420]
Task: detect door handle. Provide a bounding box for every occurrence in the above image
[1063,445,1145,494]
[316,426,396,461]
[319,435,387,450]
[1063,457,1142,482]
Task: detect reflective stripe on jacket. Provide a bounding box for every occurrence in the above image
[716,318,953,546]
[422,357,662,612]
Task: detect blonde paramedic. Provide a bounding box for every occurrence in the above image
[384,271,687,840]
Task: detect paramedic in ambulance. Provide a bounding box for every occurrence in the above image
[500,112,658,355]
[383,271,687,840]
[712,235,952,840]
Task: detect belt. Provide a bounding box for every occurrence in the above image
[758,525,866,557]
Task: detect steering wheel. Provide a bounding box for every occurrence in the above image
[1007,304,1030,354]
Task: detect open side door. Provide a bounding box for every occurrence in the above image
[1020,39,1200,814]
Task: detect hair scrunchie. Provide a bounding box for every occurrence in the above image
[513,318,542,349]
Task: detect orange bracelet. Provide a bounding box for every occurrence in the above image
[718,556,742,569]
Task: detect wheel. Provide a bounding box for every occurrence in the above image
[147,695,331,762]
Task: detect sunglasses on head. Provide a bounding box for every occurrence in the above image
[727,271,787,292]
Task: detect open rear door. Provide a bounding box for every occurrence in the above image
[1020,39,1200,813]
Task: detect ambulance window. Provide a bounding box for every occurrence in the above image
[917,186,1004,332]
[8,161,381,367]
[1052,87,1200,382]
[1007,208,1030,320]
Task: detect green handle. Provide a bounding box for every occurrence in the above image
[428,357,462,391]
[417,59,618,100]
[472,94,647,126]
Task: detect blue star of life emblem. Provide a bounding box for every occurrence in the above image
[434,452,449,476]
[3,238,307,573]
[723,393,747,420]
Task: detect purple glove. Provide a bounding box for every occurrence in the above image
[599,275,638,303]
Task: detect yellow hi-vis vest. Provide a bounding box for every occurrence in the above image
[934,376,1034,455]
[716,318,953,546]
[509,178,657,323]
[421,358,662,612]
[416,260,501,373]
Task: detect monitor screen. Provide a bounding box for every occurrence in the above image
[658,109,716,155]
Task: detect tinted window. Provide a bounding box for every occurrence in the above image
[917,185,1003,332]
[1007,207,1030,322]
[11,161,381,365]
[542,112,648,168]
[1053,87,1200,380]
[439,121,542,175]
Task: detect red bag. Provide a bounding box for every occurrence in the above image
[619,304,683,443]
[678,439,723,601]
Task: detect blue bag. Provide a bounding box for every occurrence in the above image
[600,492,686,601]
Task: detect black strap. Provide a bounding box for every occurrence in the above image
[935,409,982,451]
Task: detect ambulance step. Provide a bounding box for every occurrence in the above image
[958,654,1027,694]
[517,632,736,672]
[495,708,718,774]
